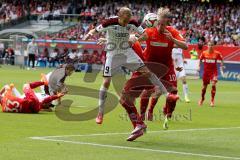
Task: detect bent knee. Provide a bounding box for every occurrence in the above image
[140,71,152,78]
[103,78,111,88]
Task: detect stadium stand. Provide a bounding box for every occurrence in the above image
[0,0,239,67]
[44,0,240,46]
[0,0,27,24]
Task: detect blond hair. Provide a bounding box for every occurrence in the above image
[118,7,132,16]
[157,7,170,20]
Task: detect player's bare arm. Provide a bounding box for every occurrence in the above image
[219,56,225,74]
[128,32,148,46]
[197,59,202,72]
[220,60,225,69]
[83,28,97,40]
[97,38,107,45]
[137,32,148,42]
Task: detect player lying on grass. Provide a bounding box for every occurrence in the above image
[198,41,224,107]
[83,7,179,125]
[172,48,190,103]
[42,64,75,105]
[0,82,64,113]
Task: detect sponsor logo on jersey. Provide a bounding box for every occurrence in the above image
[150,41,168,47]
[204,59,216,63]
[115,33,129,37]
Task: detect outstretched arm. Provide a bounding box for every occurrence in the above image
[197,59,201,72]
[137,32,148,42]
[82,29,98,41]
[218,53,225,74]
[41,93,64,105]
[173,39,188,50]
[128,32,148,46]
[83,20,110,41]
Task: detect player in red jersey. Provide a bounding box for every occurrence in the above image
[0,80,64,113]
[84,7,178,126]
[198,41,224,107]
[119,38,149,141]
[128,8,188,131]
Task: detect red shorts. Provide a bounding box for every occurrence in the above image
[203,70,218,85]
[123,67,177,97]
[161,67,177,88]
[21,86,41,113]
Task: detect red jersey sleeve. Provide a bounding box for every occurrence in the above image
[216,51,223,61]
[132,41,144,60]
[95,17,118,32]
[144,28,153,39]
[167,26,185,41]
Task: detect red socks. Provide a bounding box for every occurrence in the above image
[140,97,149,116]
[29,81,45,89]
[163,91,177,118]
[163,99,177,118]
[201,86,207,100]
[121,100,143,128]
[201,85,216,101]
[211,85,216,101]
[148,97,158,113]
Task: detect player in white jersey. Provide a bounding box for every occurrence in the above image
[83,7,179,127]
[40,72,60,106]
[172,48,190,103]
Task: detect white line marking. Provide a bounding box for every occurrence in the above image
[30,126,240,139]
[70,105,92,108]
[31,136,240,160]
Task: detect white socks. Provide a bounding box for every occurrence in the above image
[183,84,189,97]
[12,87,21,97]
[98,85,108,114]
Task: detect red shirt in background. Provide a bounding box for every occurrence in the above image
[200,50,223,73]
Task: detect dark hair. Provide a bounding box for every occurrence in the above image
[65,64,75,71]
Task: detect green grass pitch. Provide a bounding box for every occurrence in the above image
[0,65,240,160]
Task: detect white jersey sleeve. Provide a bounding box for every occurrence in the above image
[129,19,144,34]
[131,25,144,34]
[172,48,184,68]
[172,48,183,60]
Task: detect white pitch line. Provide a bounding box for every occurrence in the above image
[31,136,240,160]
[30,126,240,139]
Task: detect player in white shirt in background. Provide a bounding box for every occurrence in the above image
[172,48,190,103]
